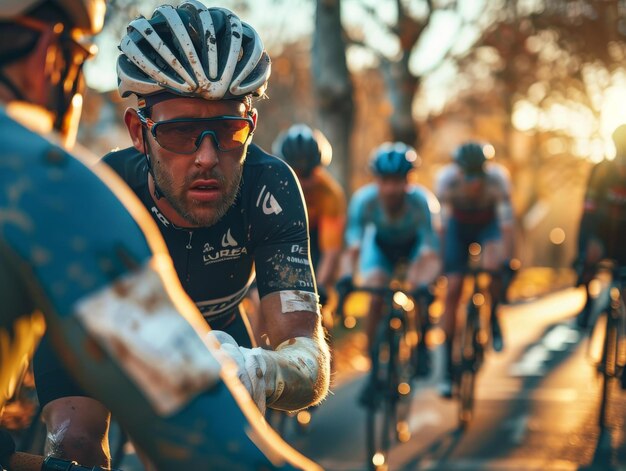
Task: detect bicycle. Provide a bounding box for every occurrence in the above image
[454,243,494,430]
[337,284,429,471]
[585,259,626,430]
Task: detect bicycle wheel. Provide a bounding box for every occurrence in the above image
[458,301,479,430]
[366,329,397,471]
[409,298,428,378]
[599,308,618,428]
[393,319,414,443]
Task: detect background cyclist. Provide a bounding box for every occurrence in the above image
[273,124,347,308]
[575,123,626,334]
[435,141,514,398]
[0,0,106,421]
[336,142,441,403]
[32,2,330,467]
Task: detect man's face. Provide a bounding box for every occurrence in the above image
[376,175,407,212]
[143,97,253,227]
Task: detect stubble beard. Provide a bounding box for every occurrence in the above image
[153,160,243,228]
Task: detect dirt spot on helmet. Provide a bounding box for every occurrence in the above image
[144,27,153,35]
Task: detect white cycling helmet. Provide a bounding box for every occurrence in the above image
[0,0,106,34]
[117,1,271,101]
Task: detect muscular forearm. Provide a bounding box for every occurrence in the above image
[337,246,359,278]
[261,326,330,411]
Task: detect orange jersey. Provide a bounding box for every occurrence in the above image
[300,167,347,252]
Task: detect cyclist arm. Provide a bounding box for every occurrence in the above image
[493,166,515,260]
[434,167,454,258]
[250,160,330,412]
[315,173,347,287]
[336,187,368,278]
[316,214,346,287]
[413,188,442,285]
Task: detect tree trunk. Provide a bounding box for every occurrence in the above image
[312,0,355,191]
[381,55,419,146]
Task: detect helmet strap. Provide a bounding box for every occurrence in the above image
[142,127,163,200]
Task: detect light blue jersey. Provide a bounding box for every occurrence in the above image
[345,183,440,276]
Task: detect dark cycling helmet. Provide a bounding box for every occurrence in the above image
[612,124,626,163]
[117,1,271,101]
[453,142,487,174]
[369,142,417,176]
[0,0,105,34]
[0,0,105,144]
[272,124,331,178]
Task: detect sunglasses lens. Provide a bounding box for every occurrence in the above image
[155,121,205,153]
[216,119,252,150]
[154,118,252,153]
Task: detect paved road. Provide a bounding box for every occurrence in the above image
[283,287,626,471]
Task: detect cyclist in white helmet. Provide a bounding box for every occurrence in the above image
[32,1,330,467]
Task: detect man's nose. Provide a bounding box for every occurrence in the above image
[194,132,219,168]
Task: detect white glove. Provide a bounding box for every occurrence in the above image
[205,331,268,414]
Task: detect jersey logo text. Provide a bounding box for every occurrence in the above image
[151,206,170,227]
[221,228,238,247]
[256,185,283,215]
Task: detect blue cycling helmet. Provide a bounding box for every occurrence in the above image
[369,142,417,176]
[273,124,331,177]
[453,142,487,174]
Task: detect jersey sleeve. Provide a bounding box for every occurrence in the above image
[317,170,347,251]
[434,166,455,227]
[414,187,441,255]
[489,164,514,226]
[344,186,370,249]
[249,159,317,298]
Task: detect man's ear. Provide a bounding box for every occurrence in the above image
[124,108,145,152]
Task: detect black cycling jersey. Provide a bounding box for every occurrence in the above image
[33,143,316,407]
[102,145,316,331]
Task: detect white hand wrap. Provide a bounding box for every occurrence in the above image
[206,332,329,414]
[205,331,269,414]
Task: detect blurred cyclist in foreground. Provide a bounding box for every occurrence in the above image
[273,124,346,308]
[0,0,105,417]
[336,142,441,402]
[31,1,330,467]
[435,141,515,398]
[575,124,626,332]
